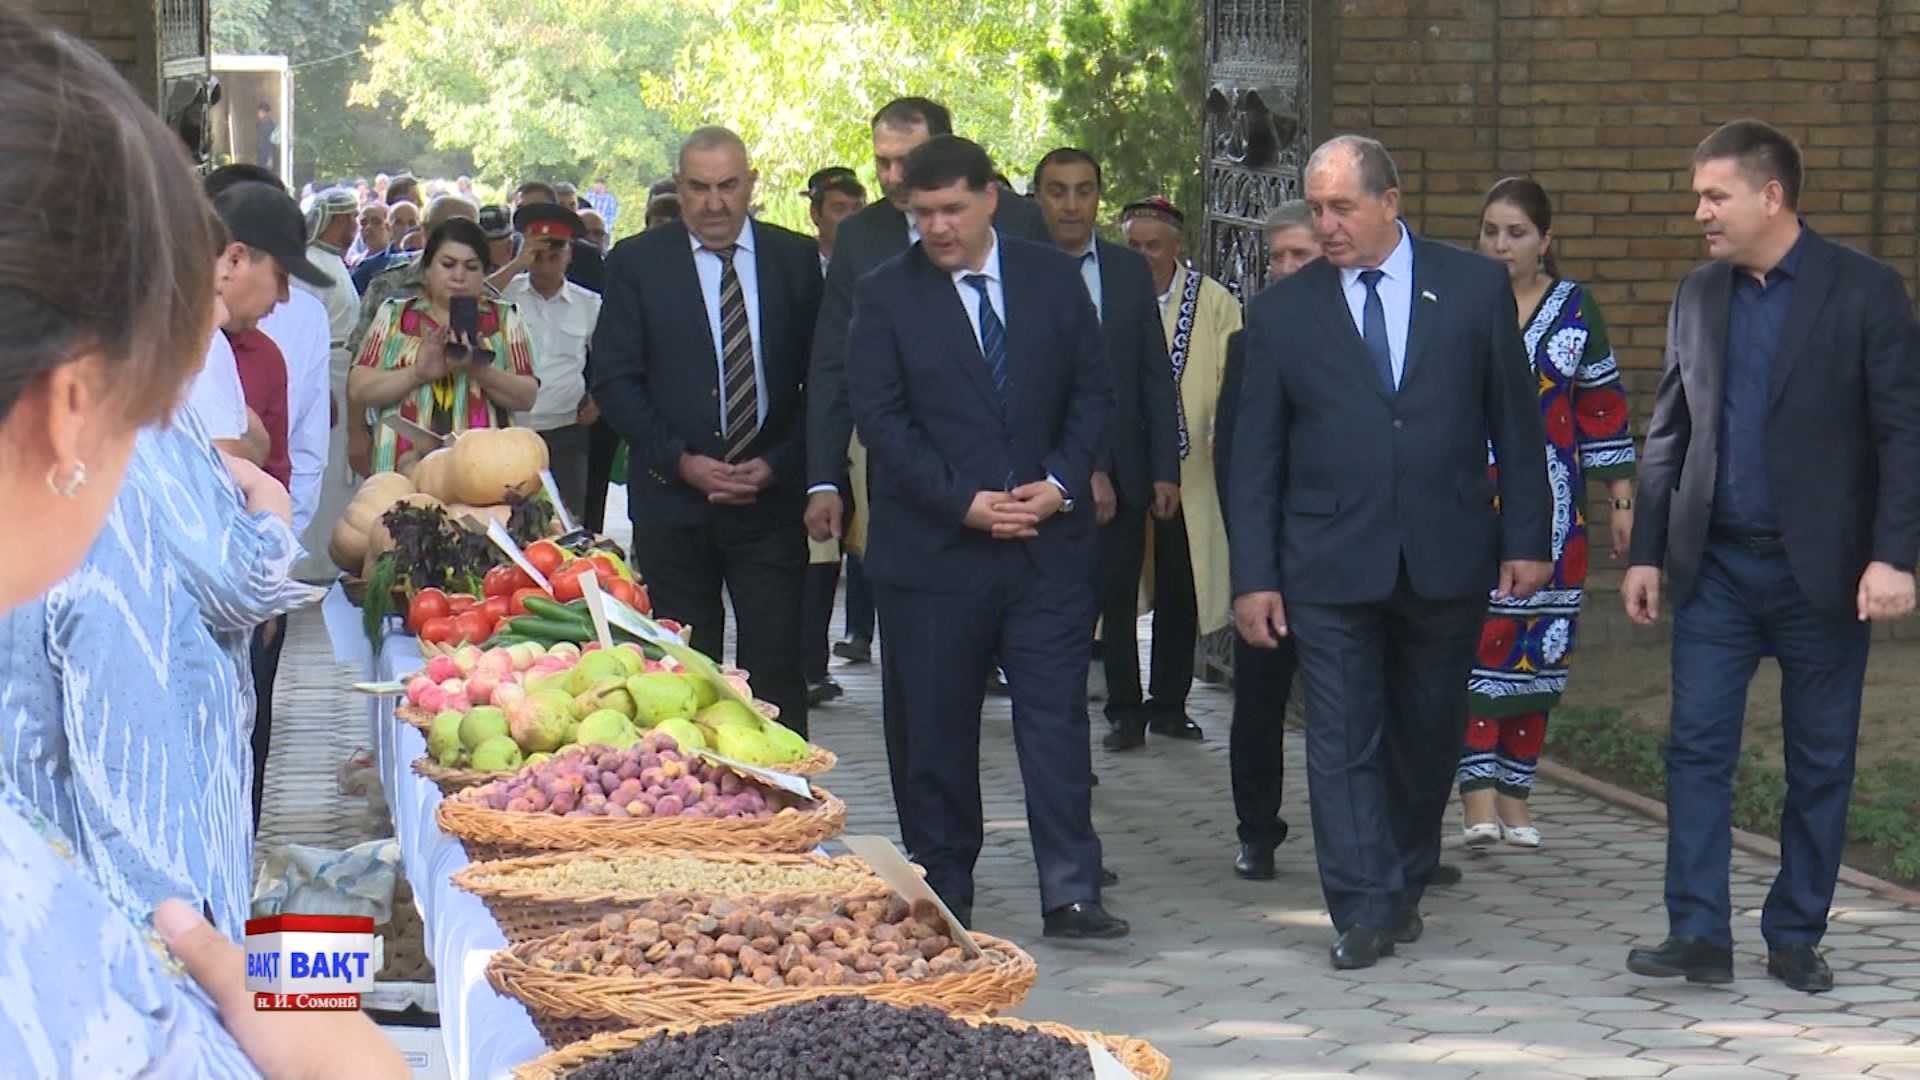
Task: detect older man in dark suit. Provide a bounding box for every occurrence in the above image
[591,126,823,733]
[1230,135,1553,970]
[1623,120,1920,993]
[848,135,1123,939]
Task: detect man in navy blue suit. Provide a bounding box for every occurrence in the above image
[847,135,1126,938]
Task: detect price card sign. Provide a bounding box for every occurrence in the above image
[692,749,815,801]
[839,835,981,958]
[539,468,578,534]
[1087,1040,1139,1080]
[484,519,553,592]
[577,573,616,651]
[351,681,408,696]
[380,413,444,450]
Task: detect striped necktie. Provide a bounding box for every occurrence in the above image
[715,245,758,460]
[963,274,1008,409]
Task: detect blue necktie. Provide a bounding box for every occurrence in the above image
[1360,268,1395,394]
[964,274,1009,408]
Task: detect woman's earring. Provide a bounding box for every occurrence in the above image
[46,460,88,498]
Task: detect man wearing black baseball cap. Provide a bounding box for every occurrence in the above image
[217,179,334,289]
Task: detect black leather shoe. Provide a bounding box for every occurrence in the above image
[1145,711,1204,740]
[1330,928,1395,970]
[832,636,871,664]
[1430,863,1464,887]
[806,677,843,706]
[1234,842,1277,881]
[1768,944,1834,993]
[1100,867,1119,887]
[1394,908,1424,944]
[1626,937,1733,983]
[1102,717,1146,751]
[1043,901,1130,939]
[986,669,1011,697]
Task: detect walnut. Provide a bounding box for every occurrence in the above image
[715,933,747,956]
[709,954,735,980]
[919,936,950,960]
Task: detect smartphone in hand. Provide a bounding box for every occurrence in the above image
[447,296,479,360]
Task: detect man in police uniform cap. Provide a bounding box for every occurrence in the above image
[504,200,603,520]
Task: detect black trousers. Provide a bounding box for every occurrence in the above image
[842,552,876,643]
[1231,633,1298,847]
[249,613,290,829]
[630,513,809,737]
[1289,568,1481,932]
[582,418,621,535]
[802,559,842,684]
[1096,505,1198,721]
[537,424,592,525]
[874,557,1102,918]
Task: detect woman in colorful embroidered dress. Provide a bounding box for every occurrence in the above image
[350,217,538,475]
[0,13,405,1076]
[1456,177,1637,848]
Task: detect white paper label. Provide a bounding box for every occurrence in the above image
[352,681,408,696]
[839,835,981,958]
[1087,1040,1138,1080]
[577,573,615,651]
[692,749,814,801]
[484,520,552,592]
[539,468,577,534]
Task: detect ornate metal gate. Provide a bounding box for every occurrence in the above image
[157,0,216,167]
[1196,0,1313,684]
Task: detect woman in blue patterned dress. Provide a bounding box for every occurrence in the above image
[0,14,404,1077]
[1456,178,1638,849]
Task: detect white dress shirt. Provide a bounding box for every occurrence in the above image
[258,290,332,537]
[1075,236,1102,322]
[691,219,768,429]
[949,231,1007,352]
[1337,221,1414,387]
[504,275,602,431]
[184,329,246,441]
[298,243,361,374]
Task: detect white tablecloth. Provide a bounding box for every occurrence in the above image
[324,585,547,1079]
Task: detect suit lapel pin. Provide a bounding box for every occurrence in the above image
[1421,289,1439,302]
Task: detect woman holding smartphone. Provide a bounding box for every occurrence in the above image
[349,217,539,474]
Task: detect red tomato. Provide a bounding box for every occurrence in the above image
[418,616,457,644]
[483,565,524,598]
[587,555,620,582]
[480,596,511,624]
[631,585,652,616]
[604,577,647,614]
[525,540,566,578]
[550,563,592,603]
[407,589,450,634]
[453,610,495,645]
[447,594,478,615]
[509,587,546,617]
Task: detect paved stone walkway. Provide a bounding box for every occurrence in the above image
[265,574,1920,1078]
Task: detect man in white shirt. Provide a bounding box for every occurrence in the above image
[295,188,363,579]
[259,288,331,538]
[503,202,602,519]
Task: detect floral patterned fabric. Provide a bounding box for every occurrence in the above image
[1465,280,1636,723]
[0,408,321,940]
[355,295,536,473]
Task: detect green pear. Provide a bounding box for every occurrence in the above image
[653,716,707,754]
[628,672,702,725]
[458,706,509,750]
[566,650,630,697]
[470,735,524,772]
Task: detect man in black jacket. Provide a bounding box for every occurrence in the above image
[1030,149,1183,747]
[1623,120,1920,993]
[1214,200,1319,881]
[591,127,823,733]
[848,135,1122,938]
[802,96,1051,819]
[1230,136,1552,970]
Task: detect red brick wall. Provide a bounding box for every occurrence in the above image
[1323,0,1920,421]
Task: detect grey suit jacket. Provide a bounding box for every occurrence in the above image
[1628,227,1920,615]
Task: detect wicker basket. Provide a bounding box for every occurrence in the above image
[435,784,846,862]
[411,755,501,796]
[512,1011,1170,1079]
[451,849,897,944]
[488,930,1037,1048]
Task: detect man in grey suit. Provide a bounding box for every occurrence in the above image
[1229,136,1553,970]
[1623,119,1920,993]
[803,95,1052,829]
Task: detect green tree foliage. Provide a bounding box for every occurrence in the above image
[352,0,691,222]
[640,0,1067,229]
[1031,0,1205,229]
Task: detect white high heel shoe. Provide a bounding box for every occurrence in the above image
[1462,822,1502,848]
